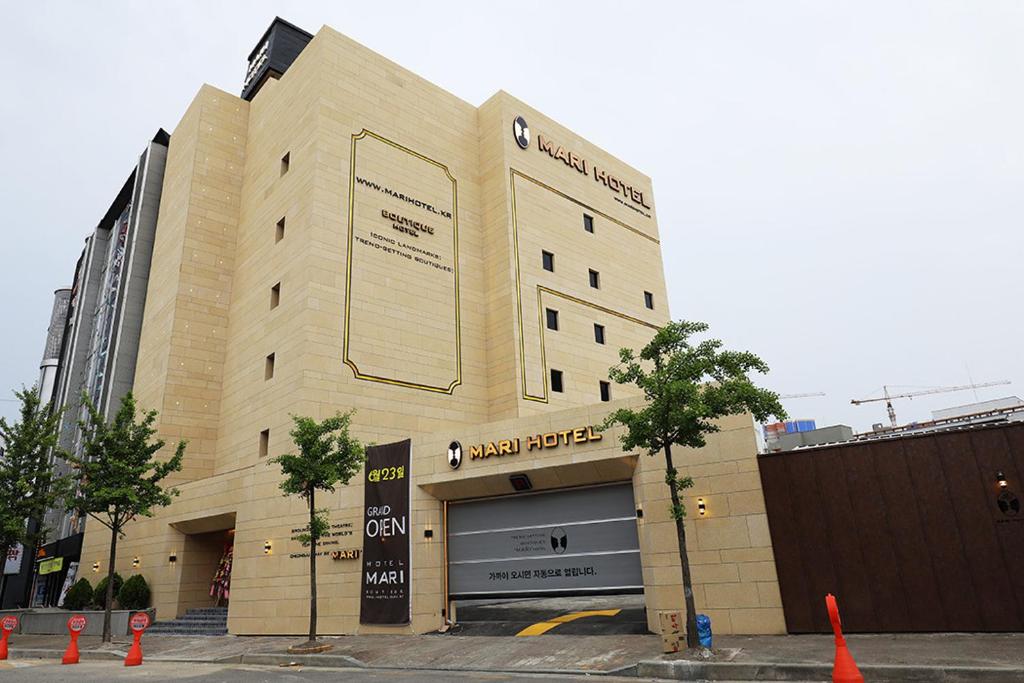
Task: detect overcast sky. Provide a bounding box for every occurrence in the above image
[2,1,1021,431]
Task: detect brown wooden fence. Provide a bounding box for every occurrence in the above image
[758,422,1024,632]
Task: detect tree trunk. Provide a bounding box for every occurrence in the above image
[665,444,699,649]
[103,524,118,643]
[308,488,317,643]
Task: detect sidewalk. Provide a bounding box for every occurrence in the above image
[5,631,1024,680]
[641,632,1024,682]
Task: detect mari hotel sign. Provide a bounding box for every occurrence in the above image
[455,425,603,465]
[514,116,651,212]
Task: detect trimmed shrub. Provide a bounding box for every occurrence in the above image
[117,574,151,610]
[94,572,124,608]
[63,578,94,610]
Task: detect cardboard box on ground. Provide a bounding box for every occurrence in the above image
[659,611,683,653]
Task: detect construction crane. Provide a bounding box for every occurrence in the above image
[778,392,826,399]
[851,381,1011,428]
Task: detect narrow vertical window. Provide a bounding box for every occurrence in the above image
[589,269,600,289]
[265,353,275,380]
[259,429,270,458]
[542,250,555,272]
[280,152,290,175]
[270,282,281,309]
[583,214,594,233]
[276,217,286,242]
[594,323,605,344]
[600,381,611,402]
[550,369,564,393]
[545,308,559,331]
[644,291,654,309]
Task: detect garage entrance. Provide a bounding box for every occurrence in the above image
[447,483,643,600]
[446,482,645,634]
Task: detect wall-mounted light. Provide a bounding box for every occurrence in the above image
[168,551,177,564]
[997,471,1008,489]
[264,540,273,555]
[424,527,434,539]
[697,498,707,516]
[635,504,644,520]
[92,561,100,573]
[131,557,140,569]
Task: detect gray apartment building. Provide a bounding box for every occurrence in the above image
[13,130,169,608]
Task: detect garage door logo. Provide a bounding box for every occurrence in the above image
[513,116,530,149]
[447,441,462,470]
[550,527,568,554]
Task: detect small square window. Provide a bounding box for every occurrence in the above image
[270,282,281,309]
[259,429,270,458]
[545,308,559,331]
[583,214,594,233]
[589,269,600,289]
[276,217,285,242]
[542,250,555,272]
[265,352,275,380]
[550,369,564,393]
[594,323,605,344]
[644,291,654,309]
[280,152,290,176]
[600,380,611,402]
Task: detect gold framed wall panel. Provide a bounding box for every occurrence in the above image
[343,129,462,394]
[510,168,661,404]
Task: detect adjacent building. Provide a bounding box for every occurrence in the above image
[1,289,70,607]
[25,132,169,608]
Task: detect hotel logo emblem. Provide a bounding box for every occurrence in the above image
[513,116,530,149]
[550,527,568,554]
[447,441,462,470]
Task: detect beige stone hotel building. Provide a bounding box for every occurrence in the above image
[75,18,785,636]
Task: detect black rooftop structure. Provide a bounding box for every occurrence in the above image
[241,17,314,101]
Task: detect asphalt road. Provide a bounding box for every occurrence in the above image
[0,661,659,682]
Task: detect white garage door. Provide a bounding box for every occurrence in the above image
[447,483,643,598]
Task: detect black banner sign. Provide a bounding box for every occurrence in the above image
[359,439,411,625]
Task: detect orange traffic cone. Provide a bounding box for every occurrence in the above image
[825,594,864,683]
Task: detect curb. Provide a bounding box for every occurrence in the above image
[8,648,123,661]
[238,653,625,676]
[240,653,366,669]
[637,659,1024,682]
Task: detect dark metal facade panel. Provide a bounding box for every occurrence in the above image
[759,422,1024,632]
[241,17,313,101]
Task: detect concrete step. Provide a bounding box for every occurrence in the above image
[151,619,227,628]
[147,625,228,635]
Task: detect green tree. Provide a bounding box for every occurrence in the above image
[94,572,123,609]
[271,412,365,648]
[63,578,94,610]
[68,392,184,642]
[0,387,71,580]
[117,574,151,610]
[603,321,785,649]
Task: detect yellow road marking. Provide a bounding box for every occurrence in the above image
[515,609,622,636]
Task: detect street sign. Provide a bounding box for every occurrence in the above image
[63,615,87,664]
[129,612,150,633]
[0,614,17,660]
